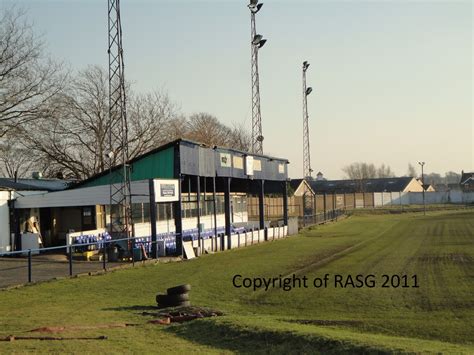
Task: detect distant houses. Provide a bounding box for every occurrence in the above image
[460,171,474,192]
[291,176,425,196]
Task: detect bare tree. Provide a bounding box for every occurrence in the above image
[0,130,39,178]
[406,163,417,177]
[24,66,178,179]
[184,113,233,147]
[343,162,397,179]
[229,122,251,151]
[162,116,189,142]
[170,112,251,151]
[127,90,179,158]
[342,162,377,180]
[424,172,443,185]
[377,164,395,178]
[444,171,461,184]
[0,7,66,137]
[342,162,397,191]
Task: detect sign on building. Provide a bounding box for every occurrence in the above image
[233,156,244,170]
[153,179,179,202]
[278,164,285,174]
[245,156,254,176]
[220,153,232,168]
[160,184,175,197]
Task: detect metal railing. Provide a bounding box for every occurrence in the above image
[0,224,286,288]
[298,208,346,228]
[0,235,177,288]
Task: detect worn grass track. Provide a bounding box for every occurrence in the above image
[0,210,472,353]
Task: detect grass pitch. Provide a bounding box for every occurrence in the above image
[0,210,473,353]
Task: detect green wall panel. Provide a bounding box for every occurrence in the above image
[81,146,175,188]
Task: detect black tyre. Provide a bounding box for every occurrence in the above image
[168,293,189,302]
[156,294,168,304]
[157,300,191,309]
[167,284,191,295]
[156,293,189,306]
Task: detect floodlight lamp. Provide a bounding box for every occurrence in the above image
[252,3,263,13]
[250,0,259,5]
[257,135,264,142]
[306,87,313,95]
[258,39,267,48]
[252,34,263,45]
[303,61,310,70]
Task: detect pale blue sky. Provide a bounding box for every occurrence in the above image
[3,0,473,178]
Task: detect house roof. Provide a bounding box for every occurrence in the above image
[73,138,290,189]
[304,177,417,194]
[460,172,474,185]
[0,179,38,191]
[0,178,71,192]
[289,179,304,192]
[462,177,474,186]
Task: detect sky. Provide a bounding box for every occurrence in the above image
[3,0,473,179]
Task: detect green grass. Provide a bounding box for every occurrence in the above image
[0,210,473,353]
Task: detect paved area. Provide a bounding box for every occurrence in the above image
[0,255,181,289]
[0,255,122,289]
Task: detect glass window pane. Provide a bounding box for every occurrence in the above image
[143,203,150,223]
[132,203,143,224]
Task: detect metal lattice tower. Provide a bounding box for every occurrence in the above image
[302,61,313,179]
[107,0,133,237]
[248,1,267,154]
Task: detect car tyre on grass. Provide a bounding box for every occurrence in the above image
[167,284,191,295]
[156,293,189,304]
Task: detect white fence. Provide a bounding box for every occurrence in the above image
[184,225,289,258]
[373,191,474,207]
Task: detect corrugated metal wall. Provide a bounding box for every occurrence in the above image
[179,142,288,181]
[82,146,175,188]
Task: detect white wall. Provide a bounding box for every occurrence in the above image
[185,225,289,257]
[1,190,48,253]
[373,192,409,206]
[373,191,474,206]
[408,191,474,204]
[0,191,10,252]
[14,180,152,208]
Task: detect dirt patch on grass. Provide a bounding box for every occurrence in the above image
[141,306,224,325]
[285,319,363,327]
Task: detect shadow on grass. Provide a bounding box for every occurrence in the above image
[162,318,391,354]
[103,305,158,311]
